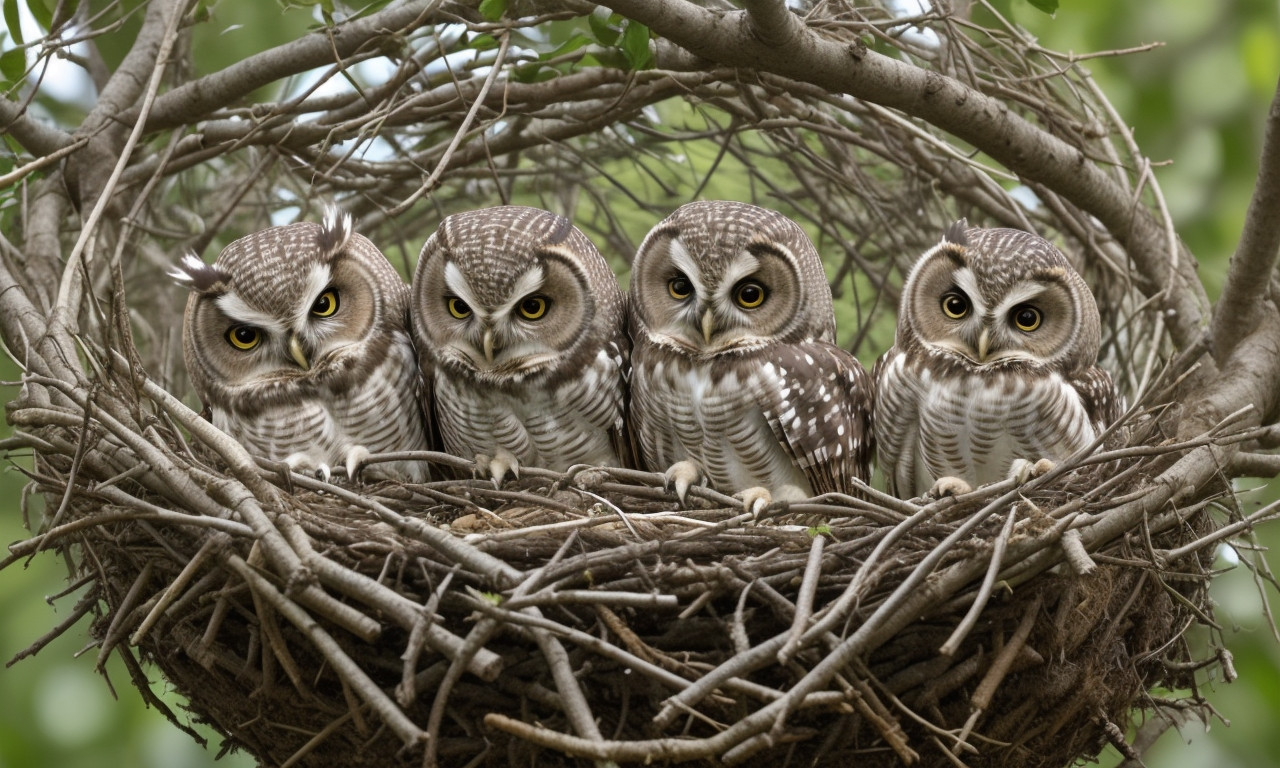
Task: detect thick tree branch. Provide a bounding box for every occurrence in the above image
[1212,72,1280,362]
[603,0,1209,351]
[0,99,75,157]
[135,0,447,132]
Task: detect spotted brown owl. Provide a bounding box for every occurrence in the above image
[172,210,430,482]
[874,221,1121,499]
[410,206,631,484]
[628,201,874,514]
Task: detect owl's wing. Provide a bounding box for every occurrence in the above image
[870,348,921,499]
[1070,364,1123,433]
[759,341,875,496]
[567,335,634,469]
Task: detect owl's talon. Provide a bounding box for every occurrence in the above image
[664,461,704,506]
[478,449,520,488]
[314,463,332,483]
[345,446,372,483]
[735,486,773,518]
[927,476,972,499]
[1008,458,1055,485]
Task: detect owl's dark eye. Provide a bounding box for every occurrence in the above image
[668,275,693,300]
[941,291,969,320]
[447,297,472,319]
[227,326,261,351]
[1011,305,1043,332]
[311,289,339,318]
[734,280,767,309]
[518,295,550,321]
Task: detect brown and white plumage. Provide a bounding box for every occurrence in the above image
[410,206,630,483]
[874,222,1120,499]
[629,201,874,510]
[173,210,430,482]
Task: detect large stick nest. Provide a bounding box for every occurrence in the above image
[0,1,1268,766]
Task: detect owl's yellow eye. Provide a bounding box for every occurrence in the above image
[311,289,339,317]
[668,275,693,300]
[941,292,970,319]
[447,297,472,319]
[1011,305,1042,332]
[518,295,549,320]
[227,326,261,350]
[734,280,766,309]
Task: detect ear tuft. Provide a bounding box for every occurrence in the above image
[168,253,230,293]
[319,205,354,259]
[942,219,970,247]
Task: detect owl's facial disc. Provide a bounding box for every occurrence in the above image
[910,252,1076,366]
[641,237,800,353]
[437,253,588,375]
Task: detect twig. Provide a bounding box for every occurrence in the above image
[778,532,824,665]
[939,505,1017,656]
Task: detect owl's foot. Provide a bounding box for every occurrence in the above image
[663,460,704,506]
[344,445,372,483]
[476,449,520,488]
[285,452,332,483]
[927,476,972,499]
[735,486,773,518]
[1008,458,1056,484]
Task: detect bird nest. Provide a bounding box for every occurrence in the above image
[0,1,1270,767]
[2,353,1253,767]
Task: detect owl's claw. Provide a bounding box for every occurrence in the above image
[927,476,972,499]
[476,449,520,488]
[284,452,331,483]
[735,486,773,518]
[344,446,372,483]
[663,460,704,505]
[1008,458,1055,485]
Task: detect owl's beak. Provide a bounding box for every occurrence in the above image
[288,334,310,371]
[701,309,715,345]
[976,328,990,362]
[483,329,496,363]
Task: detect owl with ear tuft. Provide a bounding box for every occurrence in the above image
[172,209,431,482]
[628,201,874,514]
[874,221,1121,499]
[410,205,631,485]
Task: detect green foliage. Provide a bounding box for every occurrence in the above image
[478,0,506,22]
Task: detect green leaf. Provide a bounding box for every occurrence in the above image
[25,0,51,32]
[478,0,506,22]
[479,592,502,606]
[468,32,499,51]
[1024,0,1057,14]
[588,9,621,46]
[543,32,591,60]
[619,20,651,70]
[807,524,832,538]
[0,48,23,84]
[513,63,559,83]
[3,0,23,45]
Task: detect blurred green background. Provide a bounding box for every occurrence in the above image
[2,0,1279,765]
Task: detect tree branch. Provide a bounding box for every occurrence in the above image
[136,0,447,132]
[0,99,75,157]
[1212,71,1280,361]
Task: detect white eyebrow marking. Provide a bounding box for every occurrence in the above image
[216,293,279,330]
[667,237,706,295]
[444,261,486,318]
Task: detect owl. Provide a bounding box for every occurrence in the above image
[410,205,630,485]
[874,221,1121,499]
[628,201,874,514]
[172,210,430,482]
